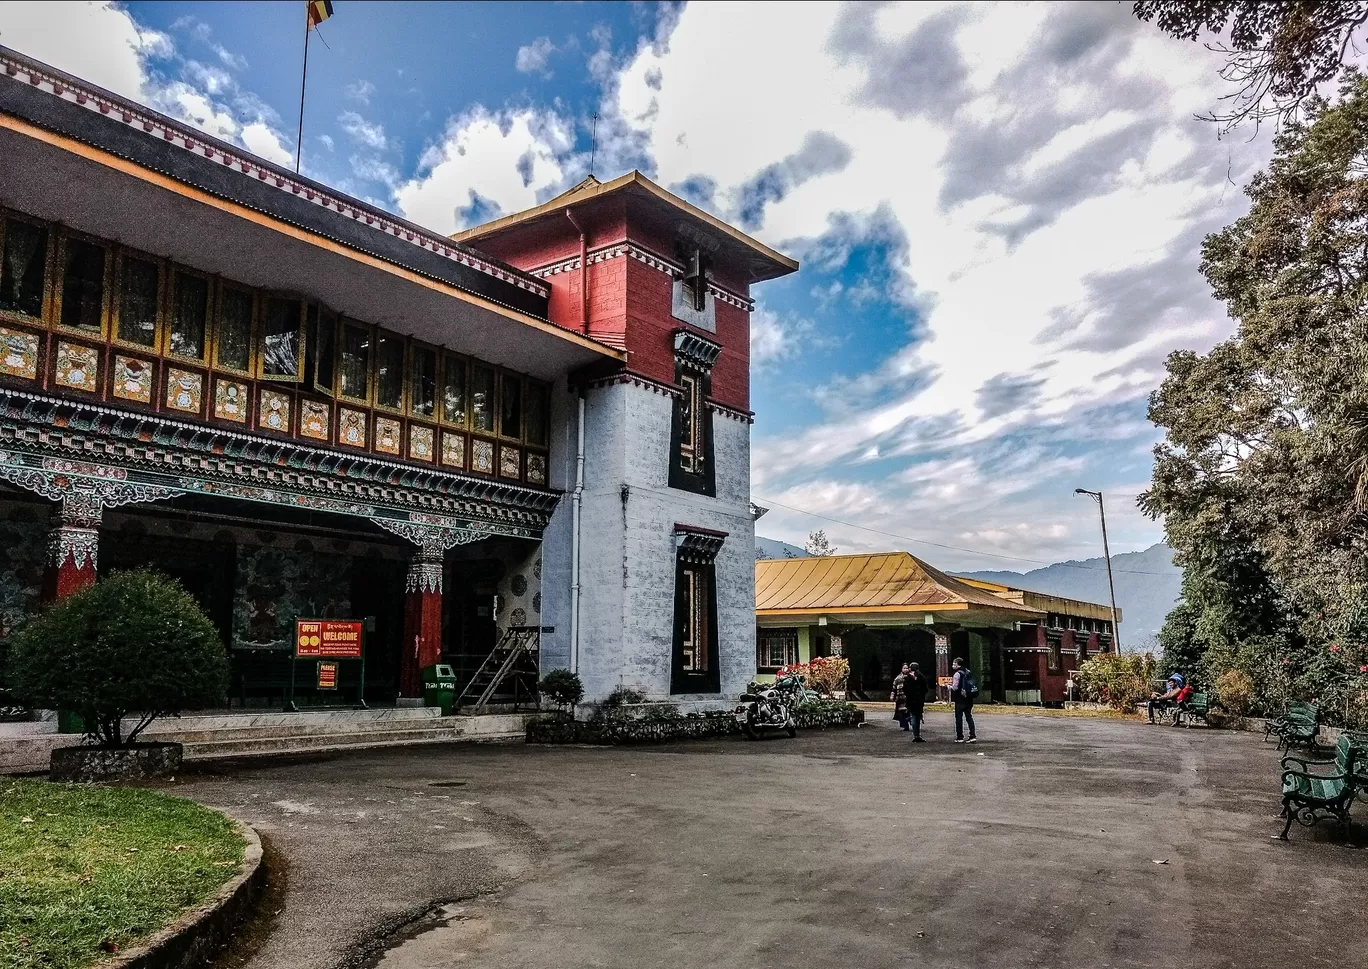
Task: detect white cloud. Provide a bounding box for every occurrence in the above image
[350,155,401,190]
[345,79,376,104]
[395,106,574,234]
[605,1,1269,561]
[241,122,293,167]
[0,1,296,169]
[515,37,555,78]
[338,110,388,150]
[0,0,160,100]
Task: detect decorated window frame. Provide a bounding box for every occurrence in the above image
[110,246,166,354]
[257,294,306,383]
[669,329,721,498]
[0,209,54,325]
[53,228,112,338]
[671,525,726,694]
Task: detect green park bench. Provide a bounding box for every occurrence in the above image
[1174,692,1213,727]
[1278,734,1359,841]
[1265,701,1321,751]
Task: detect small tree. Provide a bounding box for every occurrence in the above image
[6,570,228,747]
[539,669,584,716]
[1076,652,1157,712]
[804,530,837,556]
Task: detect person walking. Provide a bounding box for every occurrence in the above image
[905,661,930,742]
[891,663,912,731]
[950,656,979,744]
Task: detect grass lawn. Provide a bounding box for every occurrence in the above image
[0,779,245,969]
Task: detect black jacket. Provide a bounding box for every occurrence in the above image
[904,671,930,709]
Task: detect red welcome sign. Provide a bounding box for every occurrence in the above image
[295,620,363,658]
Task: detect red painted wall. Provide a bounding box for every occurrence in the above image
[468,201,753,412]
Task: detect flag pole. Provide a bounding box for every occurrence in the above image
[295,4,310,173]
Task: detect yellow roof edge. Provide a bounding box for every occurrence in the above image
[756,604,970,616]
[452,171,800,276]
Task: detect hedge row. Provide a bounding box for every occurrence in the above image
[526,699,864,745]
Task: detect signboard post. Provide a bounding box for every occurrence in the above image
[289,620,366,711]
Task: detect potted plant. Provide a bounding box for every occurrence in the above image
[6,569,228,781]
[539,669,584,719]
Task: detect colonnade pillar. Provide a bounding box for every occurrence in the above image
[371,518,484,702]
[45,495,100,600]
[401,547,445,698]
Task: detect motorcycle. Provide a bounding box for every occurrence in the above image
[736,673,802,740]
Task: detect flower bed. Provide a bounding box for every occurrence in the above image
[526,700,864,745]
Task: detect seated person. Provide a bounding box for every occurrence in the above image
[1169,682,1195,724]
[1148,676,1182,724]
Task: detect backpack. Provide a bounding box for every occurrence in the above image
[959,670,980,701]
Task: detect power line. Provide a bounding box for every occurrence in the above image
[752,494,1174,576]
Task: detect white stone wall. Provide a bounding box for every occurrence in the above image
[539,379,756,705]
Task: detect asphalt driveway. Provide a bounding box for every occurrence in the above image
[174,710,1367,969]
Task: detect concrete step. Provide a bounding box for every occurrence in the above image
[157,718,460,744]
[1,712,537,773]
[144,706,445,735]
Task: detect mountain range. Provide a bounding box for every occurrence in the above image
[755,537,1183,648]
[961,543,1181,647]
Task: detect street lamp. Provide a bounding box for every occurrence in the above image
[1074,488,1121,652]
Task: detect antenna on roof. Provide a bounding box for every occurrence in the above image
[589,112,599,176]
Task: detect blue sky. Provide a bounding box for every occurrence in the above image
[0,2,1276,572]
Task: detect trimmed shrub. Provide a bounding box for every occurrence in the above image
[1076,652,1157,712]
[592,684,648,721]
[527,700,864,745]
[539,669,584,713]
[1213,669,1254,716]
[6,570,228,747]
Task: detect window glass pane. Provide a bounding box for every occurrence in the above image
[412,346,436,417]
[500,374,522,438]
[262,298,301,378]
[376,332,405,409]
[340,323,370,399]
[169,273,208,359]
[309,305,334,395]
[218,288,253,371]
[60,237,105,330]
[525,381,548,447]
[443,356,467,425]
[471,365,495,433]
[117,257,159,347]
[1,220,48,318]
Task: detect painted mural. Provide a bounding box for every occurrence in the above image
[232,542,354,648]
[0,505,48,643]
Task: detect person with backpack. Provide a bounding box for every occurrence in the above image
[950,656,979,744]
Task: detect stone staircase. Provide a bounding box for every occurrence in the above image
[0,707,536,774]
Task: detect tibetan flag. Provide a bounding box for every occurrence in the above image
[307,0,334,29]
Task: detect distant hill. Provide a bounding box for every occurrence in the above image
[959,543,1182,648]
[756,536,808,560]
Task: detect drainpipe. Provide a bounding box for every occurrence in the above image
[565,208,588,333]
[569,392,586,674]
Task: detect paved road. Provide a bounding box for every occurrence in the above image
[175,711,1368,969]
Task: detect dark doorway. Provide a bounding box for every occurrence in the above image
[446,558,504,694]
[350,556,405,704]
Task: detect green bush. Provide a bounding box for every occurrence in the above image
[6,570,228,747]
[539,669,584,713]
[1213,669,1254,716]
[592,684,648,721]
[1076,652,1157,712]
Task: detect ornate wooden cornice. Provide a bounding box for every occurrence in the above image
[0,388,555,538]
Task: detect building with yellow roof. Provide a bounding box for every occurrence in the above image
[755,552,1118,704]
